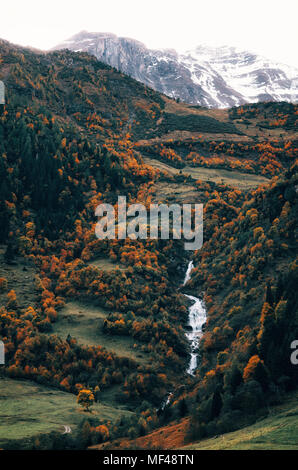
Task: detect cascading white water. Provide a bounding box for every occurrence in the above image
[160,392,173,411]
[183,260,194,286]
[159,261,207,410]
[183,261,207,375]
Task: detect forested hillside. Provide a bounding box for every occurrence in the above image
[187,164,298,439]
[0,39,297,449]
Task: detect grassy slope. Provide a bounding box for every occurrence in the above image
[143,157,270,189]
[0,245,38,310]
[87,259,127,272]
[93,391,298,450]
[0,377,133,448]
[183,392,298,450]
[50,301,149,364]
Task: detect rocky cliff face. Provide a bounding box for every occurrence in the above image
[54,31,298,108]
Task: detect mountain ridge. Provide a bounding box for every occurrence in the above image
[54,30,298,108]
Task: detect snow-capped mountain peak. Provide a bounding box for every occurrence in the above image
[53,32,298,108]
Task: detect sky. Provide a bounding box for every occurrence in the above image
[1,0,298,67]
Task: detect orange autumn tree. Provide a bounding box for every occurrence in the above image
[0,277,7,293]
[77,389,95,412]
[243,355,269,389]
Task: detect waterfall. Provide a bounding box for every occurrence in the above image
[159,260,207,410]
[183,261,207,375]
[183,260,194,286]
